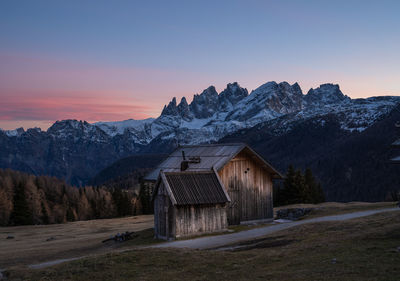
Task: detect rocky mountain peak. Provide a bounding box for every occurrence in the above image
[2,127,25,137]
[177,97,192,120]
[291,82,303,96]
[47,119,99,139]
[229,81,303,121]
[161,97,178,116]
[189,86,219,119]
[218,82,248,111]
[305,83,350,105]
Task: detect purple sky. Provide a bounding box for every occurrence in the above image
[1,0,399,130]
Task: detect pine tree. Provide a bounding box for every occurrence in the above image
[304,168,325,204]
[112,188,132,217]
[41,202,49,224]
[315,183,325,203]
[304,168,317,203]
[293,169,306,204]
[138,181,153,214]
[282,165,297,205]
[66,207,75,222]
[9,182,33,225]
[279,166,325,206]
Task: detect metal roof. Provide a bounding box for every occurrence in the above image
[144,143,282,181]
[155,171,230,206]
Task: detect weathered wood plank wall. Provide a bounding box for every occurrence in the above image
[174,204,228,237]
[218,151,273,224]
[154,183,174,239]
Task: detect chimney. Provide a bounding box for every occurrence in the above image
[181,150,188,171]
[181,160,189,171]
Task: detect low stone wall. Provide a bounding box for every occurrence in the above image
[275,208,313,220]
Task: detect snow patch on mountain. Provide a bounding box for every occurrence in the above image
[94,118,154,137]
[2,127,25,137]
[3,81,400,147]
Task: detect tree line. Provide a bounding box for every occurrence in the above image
[274,165,325,206]
[0,169,149,226]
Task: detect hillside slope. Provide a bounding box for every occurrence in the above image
[221,104,400,201]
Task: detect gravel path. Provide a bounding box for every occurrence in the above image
[150,207,400,250]
[28,207,399,269]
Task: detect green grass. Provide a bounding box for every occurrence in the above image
[8,210,400,281]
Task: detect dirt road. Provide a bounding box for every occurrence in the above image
[3,205,397,270]
[151,207,400,250]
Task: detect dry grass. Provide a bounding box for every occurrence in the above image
[0,202,395,269]
[8,210,400,281]
[274,201,396,219]
[0,215,153,268]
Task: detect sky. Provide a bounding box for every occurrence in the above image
[0,0,399,130]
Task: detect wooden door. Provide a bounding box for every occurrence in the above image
[227,176,241,225]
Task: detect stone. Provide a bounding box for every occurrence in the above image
[275,208,313,220]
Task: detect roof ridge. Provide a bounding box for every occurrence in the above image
[178,142,246,148]
[164,170,215,175]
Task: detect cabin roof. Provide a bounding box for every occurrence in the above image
[144,143,282,181]
[154,170,230,206]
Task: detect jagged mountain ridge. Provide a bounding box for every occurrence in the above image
[1,81,399,186]
[3,81,399,144]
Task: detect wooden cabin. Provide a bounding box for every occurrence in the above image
[146,143,282,239]
[153,170,230,239]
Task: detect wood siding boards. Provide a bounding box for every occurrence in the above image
[218,151,273,224]
[154,182,174,239]
[153,171,230,239]
[174,204,228,238]
[152,143,277,239]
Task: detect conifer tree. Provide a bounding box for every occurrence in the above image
[278,166,325,206]
[138,181,153,214]
[66,207,75,222]
[41,202,49,224]
[9,182,33,225]
[304,168,325,203]
[281,165,296,205]
[293,169,306,203]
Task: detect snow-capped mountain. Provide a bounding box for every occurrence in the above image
[73,81,398,145]
[1,80,399,186]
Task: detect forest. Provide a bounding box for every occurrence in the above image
[0,165,326,227]
[0,169,149,226]
[274,166,325,206]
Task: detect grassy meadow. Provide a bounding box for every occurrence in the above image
[2,202,399,281]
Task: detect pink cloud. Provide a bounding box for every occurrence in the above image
[0,90,152,123]
[0,52,216,129]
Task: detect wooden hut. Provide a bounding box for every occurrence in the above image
[153,170,230,239]
[147,143,282,239]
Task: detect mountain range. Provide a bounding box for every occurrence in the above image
[1,81,399,201]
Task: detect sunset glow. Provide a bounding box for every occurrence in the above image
[1,0,399,130]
